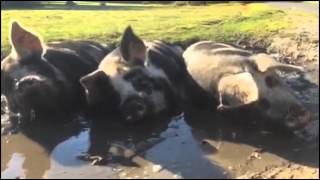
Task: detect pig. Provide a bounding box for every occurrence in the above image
[1,21,111,123]
[183,41,311,129]
[80,26,202,123]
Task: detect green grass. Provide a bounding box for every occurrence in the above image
[305,1,319,4]
[1,2,317,55]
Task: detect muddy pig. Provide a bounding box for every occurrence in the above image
[183,41,311,129]
[80,26,203,123]
[1,21,111,123]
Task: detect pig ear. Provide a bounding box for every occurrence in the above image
[10,21,44,58]
[80,71,111,105]
[252,53,304,73]
[119,26,146,65]
[218,72,259,108]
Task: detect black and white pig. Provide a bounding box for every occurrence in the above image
[183,41,312,130]
[1,21,111,123]
[80,26,204,123]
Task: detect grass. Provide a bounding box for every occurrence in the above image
[1,2,318,55]
[305,1,319,4]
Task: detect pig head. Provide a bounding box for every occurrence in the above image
[1,21,108,123]
[80,26,188,123]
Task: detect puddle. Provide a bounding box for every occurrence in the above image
[1,153,26,179]
[1,72,319,179]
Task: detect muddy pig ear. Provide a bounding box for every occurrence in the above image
[252,53,304,73]
[10,21,44,58]
[119,26,146,65]
[80,71,111,105]
[217,72,259,108]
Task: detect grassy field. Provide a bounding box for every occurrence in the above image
[306,1,319,4]
[1,2,318,55]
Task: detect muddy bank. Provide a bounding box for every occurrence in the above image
[237,163,319,179]
[236,15,319,84]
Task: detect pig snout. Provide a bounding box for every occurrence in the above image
[15,75,46,93]
[14,75,58,110]
[121,97,150,123]
[285,105,312,130]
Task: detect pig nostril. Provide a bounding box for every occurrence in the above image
[122,96,148,123]
[286,106,311,129]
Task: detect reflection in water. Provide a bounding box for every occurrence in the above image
[45,114,228,179]
[1,104,318,178]
[45,130,118,179]
[1,112,229,179]
[50,130,90,167]
[184,107,319,171]
[143,118,227,179]
[1,115,84,179]
[1,133,52,179]
[1,153,26,179]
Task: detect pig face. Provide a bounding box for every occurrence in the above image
[1,22,67,120]
[80,27,179,123]
[1,22,107,123]
[217,53,311,129]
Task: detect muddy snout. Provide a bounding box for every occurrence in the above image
[285,105,312,130]
[15,75,46,93]
[14,75,57,108]
[121,96,151,123]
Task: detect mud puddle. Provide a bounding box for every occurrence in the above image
[0,114,228,179]
[1,71,319,179]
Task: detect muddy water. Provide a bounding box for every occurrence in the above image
[1,72,319,179]
[0,114,227,179]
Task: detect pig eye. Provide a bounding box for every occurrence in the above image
[135,79,153,94]
[265,76,279,88]
[123,69,156,94]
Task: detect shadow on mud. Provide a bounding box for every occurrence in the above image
[184,107,319,167]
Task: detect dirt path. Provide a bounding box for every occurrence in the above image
[266,1,319,14]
